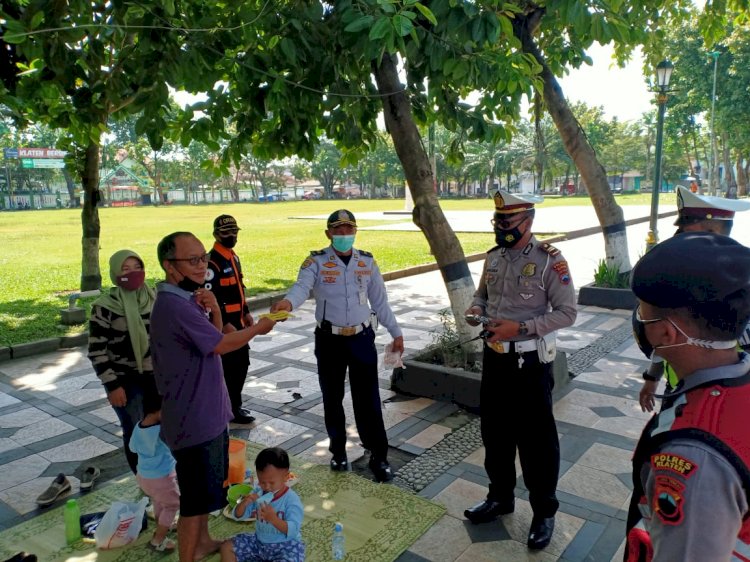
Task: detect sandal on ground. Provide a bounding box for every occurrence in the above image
[148,537,176,553]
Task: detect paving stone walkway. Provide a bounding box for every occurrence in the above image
[2,207,746,561]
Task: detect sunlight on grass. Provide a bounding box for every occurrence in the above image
[0,195,671,346]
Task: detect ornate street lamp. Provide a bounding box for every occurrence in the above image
[646,60,674,251]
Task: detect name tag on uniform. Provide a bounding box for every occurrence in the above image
[359,291,367,305]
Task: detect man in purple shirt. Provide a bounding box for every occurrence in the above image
[151,232,275,562]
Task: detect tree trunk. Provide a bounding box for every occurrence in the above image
[515,11,631,271]
[722,131,734,190]
[683,136,694,176]
[736,150,747,197]
[373,54,479,346]
[81,141,102,290]
[62,167,77,204]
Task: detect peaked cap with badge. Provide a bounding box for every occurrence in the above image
[327,209,357,228]
[213,214,241,233]
[494,190,544,214]
[675,185,750,225]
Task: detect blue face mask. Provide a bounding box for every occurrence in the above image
[331,235,355,253]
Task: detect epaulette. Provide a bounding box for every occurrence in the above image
[359,250,373,257]
[310,250,326,256]
[538,242,560,257]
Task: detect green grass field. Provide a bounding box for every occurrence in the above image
[0,192,670,346]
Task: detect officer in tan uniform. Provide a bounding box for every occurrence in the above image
[463,191,577,550]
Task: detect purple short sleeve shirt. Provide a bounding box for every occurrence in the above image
[151,283,232,450]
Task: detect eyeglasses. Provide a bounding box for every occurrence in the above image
[491,215,527,229]
[169,253,209,266]
[634,305,662,325]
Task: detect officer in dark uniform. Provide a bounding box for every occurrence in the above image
[627,233,750,561]
[639,186,750,412]
[463,191,577,550]
[206,214,255,424]
[270,210,404,482]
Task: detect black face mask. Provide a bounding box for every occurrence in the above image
[173,264,204,292]
[632,309,655,359]
[219,235,237,249]
[495,226,524,248]
[178,277,204,292]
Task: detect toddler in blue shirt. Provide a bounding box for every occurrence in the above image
[220,447,305,562]
[129,393,179,553]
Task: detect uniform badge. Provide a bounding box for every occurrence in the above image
[490,258,498,267]
[652,475,686,526]
[494,192,505,209]
[358,260,366,267]
[520,293,533,300]
[301,258,313,269]
[522,263,536,277]
[650,453,697,478]
[488,341,504,353]
[539,243,561,257]
[552,261,571,285]
[323,261,337,268]
[205,269,215,281]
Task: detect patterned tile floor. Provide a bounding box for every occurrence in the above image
[0,209,729,561]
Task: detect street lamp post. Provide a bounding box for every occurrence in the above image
[646,60,674,251]
[708,51,720,196]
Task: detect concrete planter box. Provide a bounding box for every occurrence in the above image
[578,282,637,310]
[391,357,483,412]
[390,347,569,412]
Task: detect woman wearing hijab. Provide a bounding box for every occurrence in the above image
[88,250,156,474]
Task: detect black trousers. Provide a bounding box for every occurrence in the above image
[221,344,250,414]
[314,326,388,460]
[481,346,560,518]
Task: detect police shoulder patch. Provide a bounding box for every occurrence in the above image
[359,250,373,257]
[300,258,314,269]
[539,242,560,257]
[650,453,698,478]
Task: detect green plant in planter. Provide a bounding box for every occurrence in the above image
[593,259,630,288]
[434,309,463,367]
[426,309,481,372]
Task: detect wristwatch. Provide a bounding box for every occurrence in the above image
[642,370,660,382]
[518,321,528,336]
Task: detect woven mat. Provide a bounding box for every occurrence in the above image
[0,442,445,561]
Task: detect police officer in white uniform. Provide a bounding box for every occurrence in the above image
[463,191,577,550]
[271,210,404,482]
[639,186,750,412]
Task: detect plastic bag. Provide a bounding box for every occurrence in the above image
[383,342,404,369]
[94,497,149,549]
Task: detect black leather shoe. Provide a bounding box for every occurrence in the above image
[527,516,555,550]
[231,409,256,424]
[330,456,349,472]
[463,500,514,524]
[368,458,393,482]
